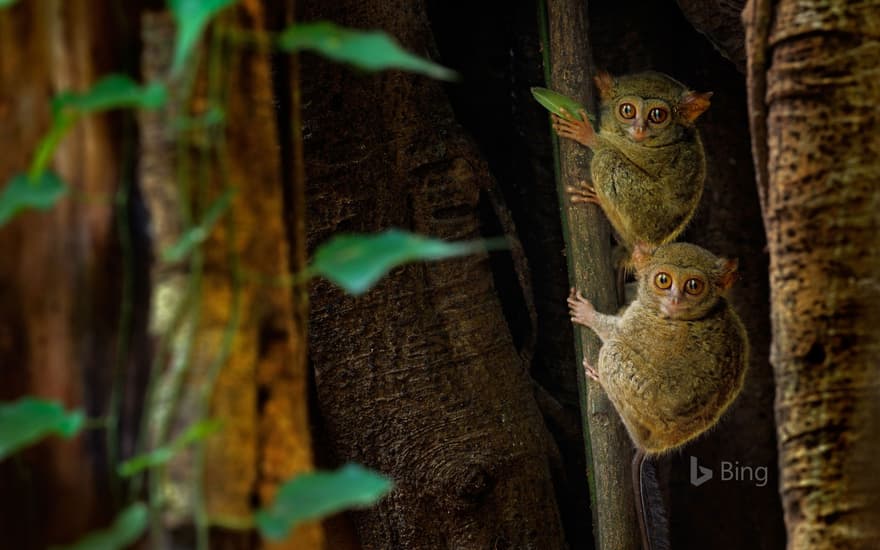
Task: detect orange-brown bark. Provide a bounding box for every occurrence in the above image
[139,3,321,546]
[746,0,880,547]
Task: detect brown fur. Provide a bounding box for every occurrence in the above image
[570,243,748,454]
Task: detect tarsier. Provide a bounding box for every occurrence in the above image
[553,71,712,249]
[568,243,748,549]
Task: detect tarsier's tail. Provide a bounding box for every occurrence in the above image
[634,451,671,550]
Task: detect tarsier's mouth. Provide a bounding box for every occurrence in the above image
[661,303,686,318]
[629,127,649,142]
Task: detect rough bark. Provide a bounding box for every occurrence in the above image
[745,1,880,547]
[0,1,132,546]
[544,1,640,549]
[300,0,566,548]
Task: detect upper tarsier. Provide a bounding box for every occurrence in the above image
[553,70,712,249]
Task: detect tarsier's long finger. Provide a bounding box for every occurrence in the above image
[567,186,600,205]
[568,290,589,311]
[557,129,581,141]
[567,287,585,303]
[583,358,600,381]
[571,196,601,205]
[566,185,598,197]
[554,120,578,133]
[572,199,599,205]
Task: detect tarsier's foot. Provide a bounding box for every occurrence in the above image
[552,108,595,147]
[567,288,596,327]
[583,357,599,382]
[566,180,600,206]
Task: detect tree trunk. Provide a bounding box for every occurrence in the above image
[139,2,322,546]
[545,1,640,549]
[0,1,135,546]
[745,1,880,547]
[300,0,567,548]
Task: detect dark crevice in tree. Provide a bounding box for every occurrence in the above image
[477,190,531,355]
[267,2,296,256]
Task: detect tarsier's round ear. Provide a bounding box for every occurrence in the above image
[717,258,739,291]
[631,242,656,272]
[594,71,615,100]
[680,90,713,123]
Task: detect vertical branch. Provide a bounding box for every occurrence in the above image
[543,1,639,548]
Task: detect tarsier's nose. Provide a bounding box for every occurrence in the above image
[630,126,648,142]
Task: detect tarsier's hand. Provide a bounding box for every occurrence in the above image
[583,357,600,382]
[566,180,601,206]
[552,108,596,148]
[568,288,596,327]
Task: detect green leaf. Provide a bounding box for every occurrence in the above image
[54,503,148,550]
[0,172,69,227]
[169,0,236,76]
[52,74,167,117]
[118,419,221,477]
[311,229,495,295]
[256,464,392,541]
[530,87,594,122]
[278,22,456,81]
[0,397,84,461]
[161,188,235,262]
[0,0,19,8]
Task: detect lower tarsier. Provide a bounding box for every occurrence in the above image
[568,243,748,550]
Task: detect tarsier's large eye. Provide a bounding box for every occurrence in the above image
[685,278,705,295]
[654,272,672,289]
[648,107,668,124]
[619,103,636,119]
